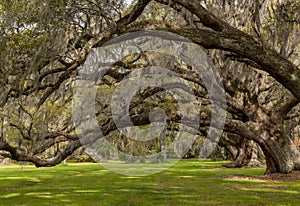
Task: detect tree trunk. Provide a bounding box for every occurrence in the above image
[160,131,167,161]
[258,125,300,174]
[224,139,264,168]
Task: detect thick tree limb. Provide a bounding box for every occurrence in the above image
[36,0,152,107]
[152,0,300,100]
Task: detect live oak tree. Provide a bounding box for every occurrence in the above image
[126,0,300,173]
[0,0,299,174]
[164,0,300,174]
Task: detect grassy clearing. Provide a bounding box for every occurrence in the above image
[0,160,299,206]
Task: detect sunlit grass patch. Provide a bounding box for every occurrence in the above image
[0,159,299,205]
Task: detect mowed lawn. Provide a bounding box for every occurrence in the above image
[0,160,299,206]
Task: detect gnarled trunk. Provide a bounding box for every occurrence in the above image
[224,139,264,168]
[257,124,300,174]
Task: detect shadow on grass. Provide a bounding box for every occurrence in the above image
[0,160,299,205]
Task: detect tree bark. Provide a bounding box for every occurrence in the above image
[224,118,300,173]
[160,130,167,161]
[224,139,264,168]
[258,128,300,174]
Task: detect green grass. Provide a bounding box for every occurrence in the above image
[0,160,299,206]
